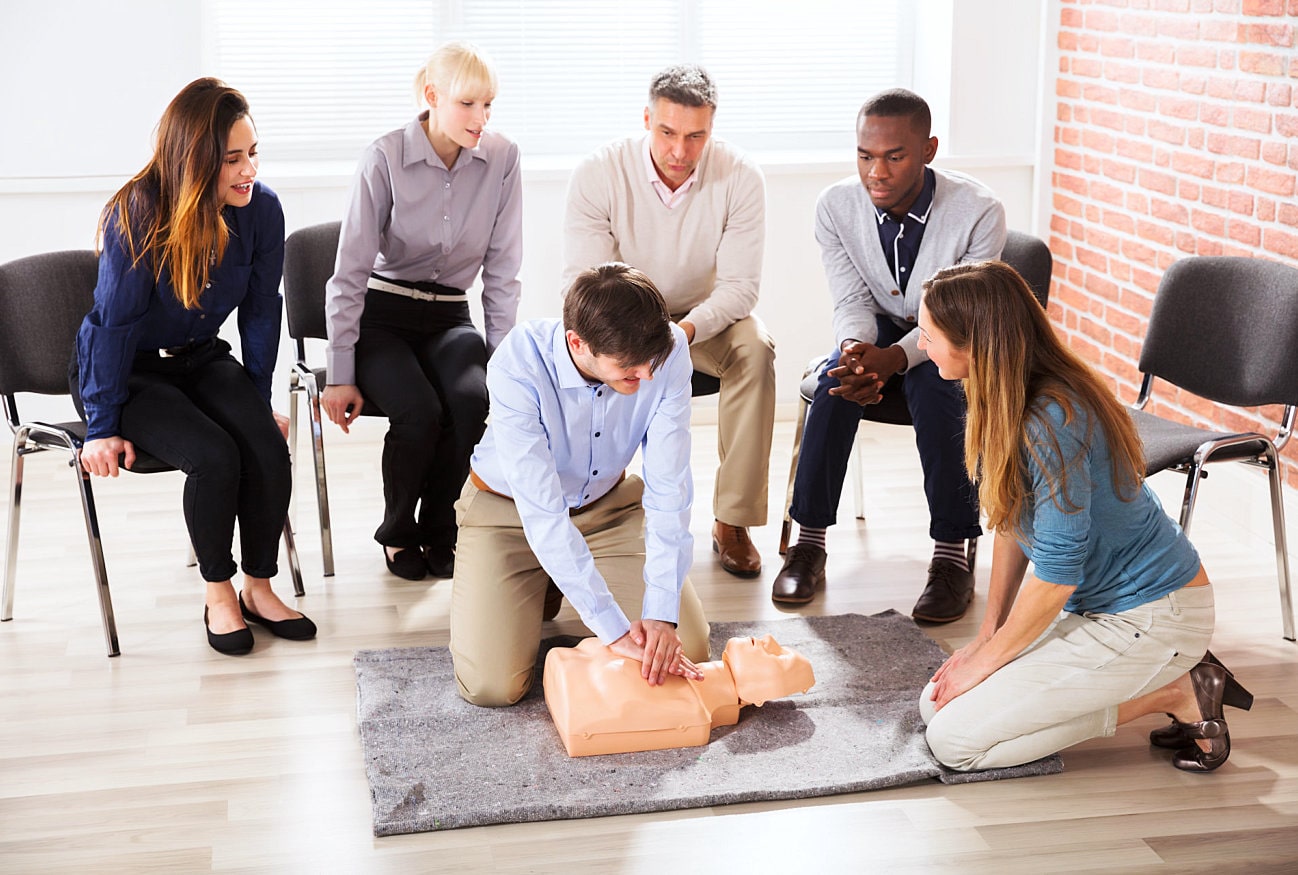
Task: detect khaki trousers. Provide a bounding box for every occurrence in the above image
[449,475,710,707]
[687,315,776,528]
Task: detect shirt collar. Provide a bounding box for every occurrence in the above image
[642,135,698,206]
[403,111,487,170]
[874,166,936,226]
[552,321,593,389]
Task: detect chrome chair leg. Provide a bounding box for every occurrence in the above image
[1263,444,1295,641]
[282,517,305,598]
[850,429,865,521]
[2,427,29,622]
[71,452,119,657]
[306,380,335,576]
[288,376,300,532]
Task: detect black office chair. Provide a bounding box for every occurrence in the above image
[0,250,303,657]
[1131,256,1297,641]
[778,229,1054,557]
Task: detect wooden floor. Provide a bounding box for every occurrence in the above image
[2,412,1297,874]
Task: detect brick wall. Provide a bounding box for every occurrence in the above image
[1050,0,1298,489]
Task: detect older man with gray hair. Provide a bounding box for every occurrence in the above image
[563,64,775,580]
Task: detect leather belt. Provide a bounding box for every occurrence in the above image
[367,274,468,303]
[469,468,626,516]
[148,337,217,358]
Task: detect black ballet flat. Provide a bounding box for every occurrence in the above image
[1171,660,1232,772]
[238,592,317,641]
[205,606,254,656]
[385,546,427,581]
[1150,651,1252,749]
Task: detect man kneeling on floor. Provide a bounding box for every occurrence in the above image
[450,262,710,706]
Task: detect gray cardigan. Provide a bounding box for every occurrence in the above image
[814,167,1006,370]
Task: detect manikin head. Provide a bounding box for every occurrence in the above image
[722,635,816,706]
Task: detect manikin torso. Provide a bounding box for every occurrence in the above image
[543,634,815,757]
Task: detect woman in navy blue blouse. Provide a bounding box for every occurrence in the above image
[73,78,315,655]
[915,261,1249,773]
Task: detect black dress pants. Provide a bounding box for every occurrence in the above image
[354,291,488,550]
[72,339,291,583]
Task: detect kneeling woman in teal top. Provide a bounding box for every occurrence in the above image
[917,260,1250,773]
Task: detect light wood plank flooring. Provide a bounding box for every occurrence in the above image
[2,412,1296,873]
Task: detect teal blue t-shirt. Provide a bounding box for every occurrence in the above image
[1017,399,1200,614]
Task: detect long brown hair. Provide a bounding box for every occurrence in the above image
[922,260,1145,538]
[99,78,252,309]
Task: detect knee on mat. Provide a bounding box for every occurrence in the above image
[454,667,533,708]
[924,715,989,772]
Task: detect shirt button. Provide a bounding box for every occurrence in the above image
[900,266,907,273]
[205,282,211,289]
[890,289,900,296]
[444,182,451,189]
[906,315,916,322]
[592,470,599,476]
[200,314,206,319]
[443,215,450,221]
[594,432,600,437]
[596,390,603,397]
[583,494,590,500]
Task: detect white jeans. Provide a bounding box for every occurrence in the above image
[920,584,1215,771]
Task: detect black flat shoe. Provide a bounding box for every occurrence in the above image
[205,606,254,656]
[1150,651,1252,749]
[1171,660,1232,772]
[239,593,317,641]
[385,546,427,580]
[423,544,455,579]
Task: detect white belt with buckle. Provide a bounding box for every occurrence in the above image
[367,277,468,303]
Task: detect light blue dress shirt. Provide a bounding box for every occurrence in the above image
[470,319,694,643]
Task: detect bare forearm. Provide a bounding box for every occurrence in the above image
[981,575,1075,672]
[978,530,1031,637]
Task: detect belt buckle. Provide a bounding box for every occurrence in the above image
[158,347,177,358]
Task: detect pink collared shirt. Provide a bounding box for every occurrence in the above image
[642,136,697,208]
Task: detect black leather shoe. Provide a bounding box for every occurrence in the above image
[771,544,826,604]
[1150,651,1252,749]
[912,559,975,624]
[205,606,254,656]
[1172,660,1232,772]
[239,593,317,641]
[385,546,427,580]
[424,544,455,579]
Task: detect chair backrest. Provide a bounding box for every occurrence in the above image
[0,250,99,397]
[1001,230,1052,309]
[1140,256,1298,408]
[283,221,342,343]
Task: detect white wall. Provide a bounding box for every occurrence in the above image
[0,1,1047,422]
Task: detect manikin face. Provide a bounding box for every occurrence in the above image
[218,116,258,208]
[856,113,938,218]
[566,330,655,395]
[723,634,815,706]
[917,302,970,380]
[427,85,493,151]
[643,98,714,190]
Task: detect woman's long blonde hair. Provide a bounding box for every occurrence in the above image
[99,78,252,309]
[922,260,1145,537]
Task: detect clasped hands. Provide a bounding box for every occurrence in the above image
[607,619,705,687]
[828,342,908,406]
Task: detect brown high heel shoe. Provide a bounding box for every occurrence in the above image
[1149,651,1252,749]
[1170,660,1232,772]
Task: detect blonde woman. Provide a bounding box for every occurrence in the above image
[916,261,1250,773]
[323,41,522,580]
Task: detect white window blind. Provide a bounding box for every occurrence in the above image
[211,0,913,160]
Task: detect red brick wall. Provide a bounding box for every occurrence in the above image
[1050,0,1298,490]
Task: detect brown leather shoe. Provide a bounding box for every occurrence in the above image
[712,521,762,577]
[771,544,826,604]
[542,580,564,621]
[912,559,975,624]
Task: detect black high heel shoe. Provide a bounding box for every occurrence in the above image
[1170,660,1232,772]
[1149,651,1252,749]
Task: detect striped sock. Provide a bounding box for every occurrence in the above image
[796,526,828,550]
[933,540,969,572]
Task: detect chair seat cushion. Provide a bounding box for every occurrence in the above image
[32,419,177,473]
[1132,409,1271,475]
